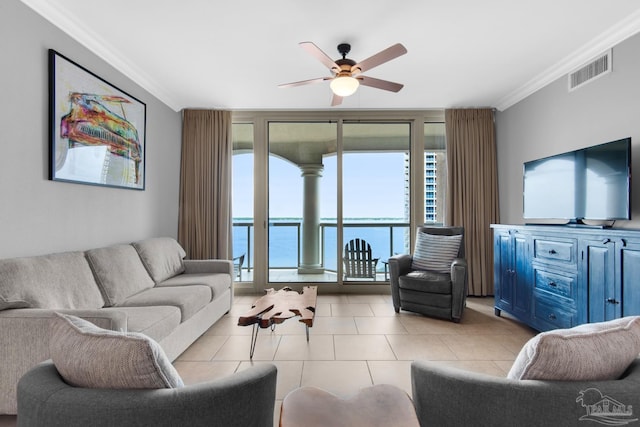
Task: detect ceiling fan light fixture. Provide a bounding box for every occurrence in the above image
[330,76,359,97]
[281,42,407,105]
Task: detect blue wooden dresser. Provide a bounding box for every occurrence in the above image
[492,224,640,331]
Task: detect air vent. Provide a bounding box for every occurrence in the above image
[568,50,611,91]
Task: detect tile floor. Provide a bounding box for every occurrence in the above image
[0,294,536,427]
[178,294,535,426]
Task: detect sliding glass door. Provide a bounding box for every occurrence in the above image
[341,123,411,282]
[264,121,411,284]
[268,122,337,283]
[230,111,445,290]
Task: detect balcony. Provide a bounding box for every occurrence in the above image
[233,220,410,283]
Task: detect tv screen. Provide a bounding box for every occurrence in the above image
[523,138,631,222]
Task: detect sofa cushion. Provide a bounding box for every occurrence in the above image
[411,232,461,273]
[86,244,154,306]
[0,252,104,311]
[117,285,212,322]
[49,313,183,389]
[132,238,186,283]
[101,306,181,343]
[158,273,230,300]
[508,316,640,381]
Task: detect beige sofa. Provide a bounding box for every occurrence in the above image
[0,237,233,414]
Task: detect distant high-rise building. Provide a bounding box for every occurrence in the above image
[402,151,445,253]
[403,151,446,225]
[425,152,437,222]
[403,154,410,223]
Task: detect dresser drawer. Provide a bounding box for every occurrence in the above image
[533,238,576,265]
[533,268,576,301]
[532,293,577,330]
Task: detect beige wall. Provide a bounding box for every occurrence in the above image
[0,0,182,258]
[496,32,640,228]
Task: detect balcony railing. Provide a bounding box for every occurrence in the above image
[232,220,411,279]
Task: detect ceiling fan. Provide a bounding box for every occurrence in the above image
[279,42,407,106]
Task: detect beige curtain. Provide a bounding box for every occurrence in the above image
[445,109,499,296]
[178,110,232,260]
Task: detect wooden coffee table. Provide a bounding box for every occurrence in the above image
[238,286,317,358]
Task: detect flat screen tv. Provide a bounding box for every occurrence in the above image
[523,137,631,223]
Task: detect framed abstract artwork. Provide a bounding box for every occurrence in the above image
[49,49,146,190]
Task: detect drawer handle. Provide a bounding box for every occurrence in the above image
[606,298,620,305]
[548,281,557,287]
[548,313,557,320]
[548,249,557,255]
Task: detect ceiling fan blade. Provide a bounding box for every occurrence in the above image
[358,76,404,92]
[299,42,340,72]
[331,94,343,106]
[351,43,407,75]
[278,77,330,88]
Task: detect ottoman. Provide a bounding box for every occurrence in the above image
[279,384,420,427]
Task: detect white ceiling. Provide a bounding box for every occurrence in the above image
[22,0,640,112]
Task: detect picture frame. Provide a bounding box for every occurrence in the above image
[49,49,146,190]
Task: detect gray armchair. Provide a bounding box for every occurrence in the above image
[388,226,467,322]
[411,359,640,427]
[17,360,277,427]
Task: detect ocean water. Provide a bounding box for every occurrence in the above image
[233,218,410,272]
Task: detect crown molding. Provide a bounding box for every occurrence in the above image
[20,1,640,113]
[496,9,640,111]
[20,0,182,111]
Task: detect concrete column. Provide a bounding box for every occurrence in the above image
[298,164,324,274]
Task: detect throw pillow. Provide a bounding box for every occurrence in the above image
[507,316,640,381]
[85,244,155,306]
[411,231,462,273]
[49,313,183,389]
[132,238,186,283]
[0,251,104,311]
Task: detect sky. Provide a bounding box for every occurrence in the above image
[232,152,407,219]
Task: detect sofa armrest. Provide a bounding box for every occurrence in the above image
[18,360,277,427]
[183,259,233,276]
[0,309,127,414]
[411,359,640,427]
